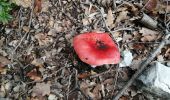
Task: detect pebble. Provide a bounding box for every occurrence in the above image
[48,94,57,100]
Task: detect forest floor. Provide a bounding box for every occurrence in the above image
[0,0,170,100]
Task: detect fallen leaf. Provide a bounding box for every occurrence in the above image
[32,82,51,97]
[141,35,158,42]
[139,27,159,35]
[106,8,114,27]
[35,33,53,46]
[41,0,51,12]
[23,26,30,33]
[0,56,11,66]
[0,64,7,74]
[0,56,10,74]
[82,18,90,26]
[123,2,138,15]
[78,72,91,79]
[132,43,145,50]
[26,68,42,81]
[13,0,32,8]
[92,84,102,99]
[34,0,42,13]
[80,81,96,98]
[115,9,129,23]
[145,0,157,12]
[139,27,160,42]
[31,58,44,67]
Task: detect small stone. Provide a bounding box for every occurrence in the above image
[48,94,57,100]
[137,62,170,99]
[5,28,11,34]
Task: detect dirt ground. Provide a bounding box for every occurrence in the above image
[0,0,170,100]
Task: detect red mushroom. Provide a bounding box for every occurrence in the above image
[73,32,120,67]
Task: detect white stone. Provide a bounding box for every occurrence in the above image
[48,94,57,100]
[137,62,170,98]
[119,50,133,67]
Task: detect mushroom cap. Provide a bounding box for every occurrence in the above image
[73,32,120,67]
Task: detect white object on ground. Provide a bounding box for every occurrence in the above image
[119,50,133,67]
[137,62,170,98]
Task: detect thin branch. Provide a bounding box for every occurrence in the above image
[13,0,34,53]
[112,34,170,100]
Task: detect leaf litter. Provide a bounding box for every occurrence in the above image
[0,0,170,99]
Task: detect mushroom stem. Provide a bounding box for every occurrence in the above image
[91,65,97,68]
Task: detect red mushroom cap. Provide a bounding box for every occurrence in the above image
[73,32,120,67]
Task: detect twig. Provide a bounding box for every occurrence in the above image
[93,5,116,40]
[66,74,73,99]
[111,27,134,33]
[112,34,170,100]
[13,0,34,53]
[90,69,116,79]
[112,65,119,92]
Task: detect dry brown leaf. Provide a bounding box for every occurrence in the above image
[139,27,160,42]
[145,0,157,12]
[31,58,44,67]
[103,78,114,84]
[0,56,10,74]
[41,0,51,12]
[0,56,11,66]
[123,2,138,14]
[115,10,129,23]
[82,18,90,26]
[92,84,102,99]
[140,27,159,35]
[106,8,114,27]
[13,0,32,8]
[35,33,53,46]
[26,68,42,81]
[0,64,7,74]
[32,82,51,97]
[34,0,42,13]
[80,81,96,98]
[78,72,91,79]
[23,26,30,33]
[141,35,158,42]
[132,43,145,50]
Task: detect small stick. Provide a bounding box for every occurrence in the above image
[12,0,34,56]
[112,34,170,100]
